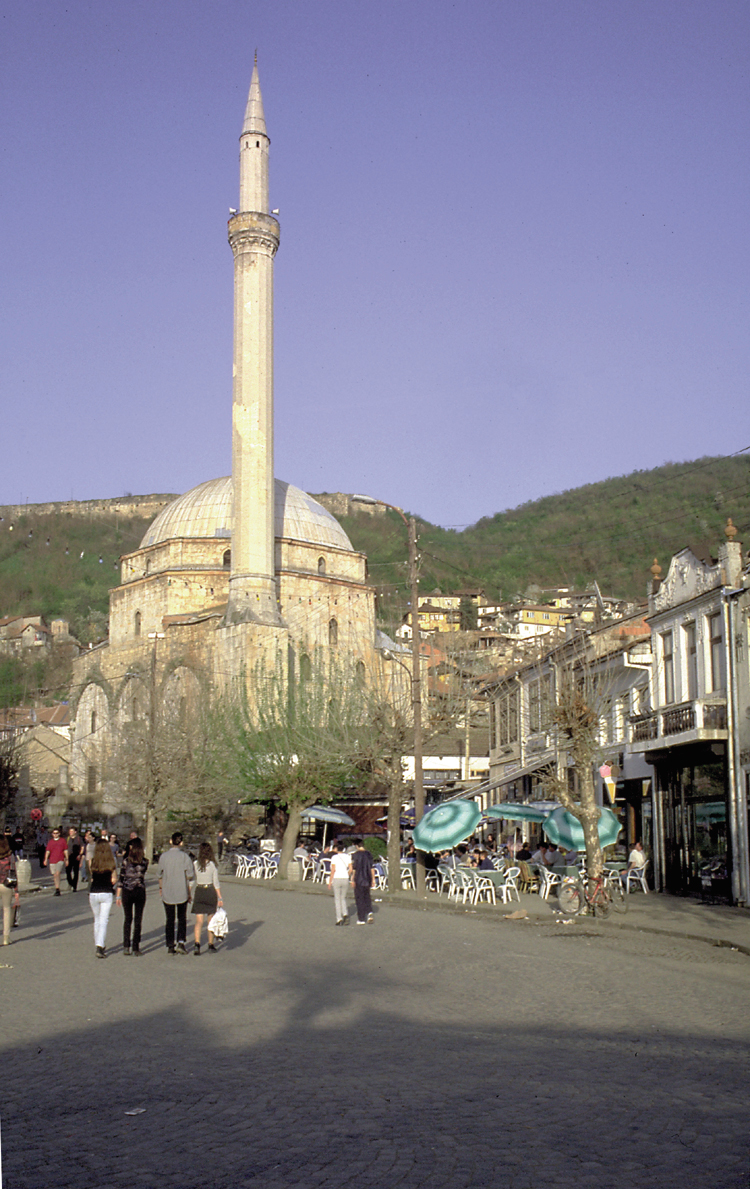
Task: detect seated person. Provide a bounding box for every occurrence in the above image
[563,847,579,865]
[293,843,309,860]
[530,843,548,865]
[455,844,472,866]
[476,849,494,871]
[545,845,561,866]
[623,841,647,883]
[516,842,533,861]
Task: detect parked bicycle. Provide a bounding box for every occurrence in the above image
[557,867,627,918]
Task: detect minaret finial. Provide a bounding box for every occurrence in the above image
[254,48,257,66]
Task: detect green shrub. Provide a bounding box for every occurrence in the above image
[364,836,387,859]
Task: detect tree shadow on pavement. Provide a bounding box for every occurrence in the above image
[3,948,750,1189]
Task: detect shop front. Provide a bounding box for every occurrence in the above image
[653,744,729,899]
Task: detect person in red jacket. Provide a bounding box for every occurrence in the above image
[44,827,68,896]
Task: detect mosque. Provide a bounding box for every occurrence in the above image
[70,63,393,816]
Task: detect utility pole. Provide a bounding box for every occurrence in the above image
[409,515,425,897]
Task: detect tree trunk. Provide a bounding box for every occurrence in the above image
[577,766,603,879]
[145,804,156,863]
[278,802,304,879]
[387,775,402,894]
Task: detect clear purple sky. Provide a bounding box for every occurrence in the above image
[2,0,748,528]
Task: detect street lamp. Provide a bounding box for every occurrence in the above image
[352,496,425,897]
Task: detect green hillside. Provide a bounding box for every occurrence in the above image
[0,454,747,650]
[0,511,150,644]
[334,454,750,623]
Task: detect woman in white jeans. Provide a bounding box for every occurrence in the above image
[88,839,117,958]
[327,842,352,926]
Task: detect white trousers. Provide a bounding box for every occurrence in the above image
[89,892,113,947]
[332,877,349,922]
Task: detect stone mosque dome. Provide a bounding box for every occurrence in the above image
[140,476,354,553]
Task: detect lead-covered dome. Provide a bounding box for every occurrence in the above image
[140,477,354,552]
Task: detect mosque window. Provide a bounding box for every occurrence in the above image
[355,661,366,686]
[256,140,260,147]
[223,549,231,569]
[328,618,338,647]
[300,654,312,683]
[90,711,97,735]
[318,556,326,575]
[134,611,141,637]
[87,765,97,798]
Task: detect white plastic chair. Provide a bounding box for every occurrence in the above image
[499,866,521,904]
[400,864,415,890]
[625,862,649,894]
[473,874,496,905]
[538,866,561,901]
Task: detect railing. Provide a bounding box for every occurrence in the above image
[630,714,657,742]
[628,698,727,744]
[662,703,696,735]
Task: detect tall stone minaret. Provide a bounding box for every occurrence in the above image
[225,58,281,625]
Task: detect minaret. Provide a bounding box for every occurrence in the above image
[225,58,281,624]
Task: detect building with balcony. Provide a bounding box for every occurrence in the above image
[639,526,750,901]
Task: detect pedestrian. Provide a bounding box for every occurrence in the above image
[158,831,193,955]
[0,836,20,946]
[121,830,139,861]
[11,827,24,858]
[81,830,96,884]
[36,824,50,868]
[108,833,120,862]
[191,842,223,955]
[88,839,117,958]
[44,827,68,895]
[65,826,83,892]
[328,841,351,926]
[116,836,149,956]
[351,839,375,925]
[217,830,227,862]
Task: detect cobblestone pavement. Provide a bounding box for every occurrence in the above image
[3,878,750,1189]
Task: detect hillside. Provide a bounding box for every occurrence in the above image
[0,454,748,645]
[333,454,750,622]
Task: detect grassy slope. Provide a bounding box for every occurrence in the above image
[335,455,750,614]
[1,455,747,644]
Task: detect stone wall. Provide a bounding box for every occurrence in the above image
[0,494,176,522]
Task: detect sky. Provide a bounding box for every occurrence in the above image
[1,0,749,528]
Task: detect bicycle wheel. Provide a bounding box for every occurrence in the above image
[558,881,583,915]
[593,884,611,919]
[609,879,628,913]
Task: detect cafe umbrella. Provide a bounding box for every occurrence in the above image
[542,806,621,851]
[412,799,481,854]
[300,805,356,848]
[486,802,550,854]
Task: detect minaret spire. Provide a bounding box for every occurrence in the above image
[225,59,281,626]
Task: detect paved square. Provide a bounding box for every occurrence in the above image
[3,880,750,1189]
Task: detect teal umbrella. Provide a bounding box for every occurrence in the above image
[412,799,481,853]
[542,806,621,850]
[487,803,548,823]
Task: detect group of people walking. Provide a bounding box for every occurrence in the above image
[44,828,224,958]
[327,839,375,926]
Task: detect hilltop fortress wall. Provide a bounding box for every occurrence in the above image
[0,495,176,522]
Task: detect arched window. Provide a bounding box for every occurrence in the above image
[90,711,97,734]
[328,617,338,647]
[317,556,326,575]
[355,660,366,686]
[300,654,312,683]
[145,558,151,574]
[223,549,231,569]
[87,765,97,797]
[134,611,141,637]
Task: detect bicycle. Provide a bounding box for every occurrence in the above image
[557,868,627,918]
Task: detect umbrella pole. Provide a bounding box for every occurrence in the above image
[322,822,328,849]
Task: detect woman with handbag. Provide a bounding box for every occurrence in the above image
[191,842,223,955]
[0,837,20,945]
